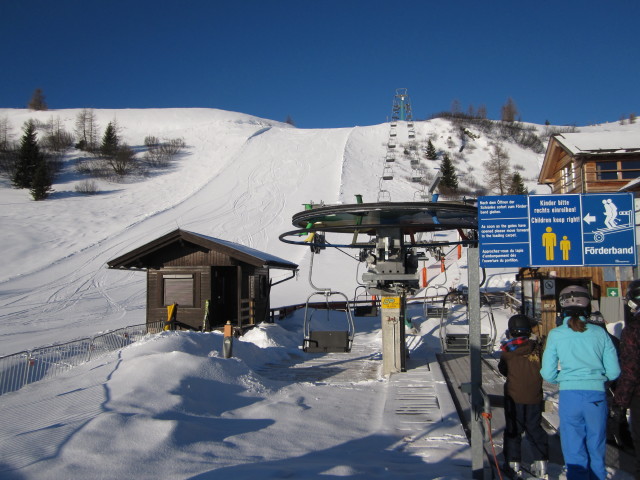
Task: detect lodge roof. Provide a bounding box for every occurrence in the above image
[539,130,640,185]
[107,229,298,271]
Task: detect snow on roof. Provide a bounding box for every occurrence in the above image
[107,229,298,271]
[185,230,298,269]
[619,175,640,192]
[554,131,640,155]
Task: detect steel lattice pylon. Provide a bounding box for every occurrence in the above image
[378,88,430,202]
[391,88,413,122]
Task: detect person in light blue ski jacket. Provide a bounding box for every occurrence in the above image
[541,285,620,480]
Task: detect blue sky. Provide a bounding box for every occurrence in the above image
[1,0,638,129]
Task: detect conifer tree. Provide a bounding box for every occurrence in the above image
[426,140,438,160]
[30,157,53,200]
[508,171,528,195]
[439,153,458,191]
[100,121,119,158]
[12,120,43,189]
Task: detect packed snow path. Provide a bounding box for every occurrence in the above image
[255,331,470,470]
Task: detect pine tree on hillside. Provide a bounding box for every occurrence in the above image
[28,88,48,111]
[508,171,528,195]
[30,157,53,200]
[12,121,43,189]
[100,121,119,158]
[426,140,438,160]
[439,153,458,192]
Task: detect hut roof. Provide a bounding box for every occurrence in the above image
[107,229,298,271]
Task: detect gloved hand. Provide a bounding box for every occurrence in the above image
[609,405,627,420]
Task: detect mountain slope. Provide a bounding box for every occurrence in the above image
[1,107,634,354]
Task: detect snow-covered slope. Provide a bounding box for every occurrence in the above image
[0,107,636,354]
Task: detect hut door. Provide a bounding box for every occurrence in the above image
[211,267,238,327]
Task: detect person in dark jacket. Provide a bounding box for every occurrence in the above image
[613,280,640,479]
[499,314,549,478]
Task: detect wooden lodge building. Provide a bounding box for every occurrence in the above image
[522,130,640,335]
[107,229,298,331]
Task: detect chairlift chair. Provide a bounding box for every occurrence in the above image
[413,189,429,201]
[422,285,450,318]
[386,153,396,163]
[438,289,497,354]
[377,189,391,202]
[352,285,379,317]
[382,165,394,180]
[303,291,355,353]
[302,249,356,353]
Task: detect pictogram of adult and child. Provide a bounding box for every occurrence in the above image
[542,198,632,261]
[542,227,571,261]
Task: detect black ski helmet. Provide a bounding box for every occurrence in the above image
[587,311,606,328]
[625,279,640,314]
[558,284,591,316]
[508,314,533,338]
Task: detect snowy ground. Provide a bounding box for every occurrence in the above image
[0,108,637,478]
[0,305,481,480]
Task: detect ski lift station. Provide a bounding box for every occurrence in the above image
[107,229,297,331]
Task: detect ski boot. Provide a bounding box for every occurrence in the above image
[529,460,548,479]
[503,461,523,479]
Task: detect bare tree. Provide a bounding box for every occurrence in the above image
[43,117,74,153]
[500,97,518,123]
[74,109,99,151]
[483,142,512,195]
[28,88,48,111]
[450,99,462,116]
[143,137,185,167]
[106,143,136,176]
[0,117,17,177]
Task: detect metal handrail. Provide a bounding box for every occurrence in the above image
[0,321,164,396]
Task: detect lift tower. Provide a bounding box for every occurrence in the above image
[391,88,413,122]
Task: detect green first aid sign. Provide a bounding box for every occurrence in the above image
[607,287,620,297]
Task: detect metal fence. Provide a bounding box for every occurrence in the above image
[0,321,164,397]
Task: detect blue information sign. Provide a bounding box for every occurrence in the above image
[478,193,636,268]
[529,194,583,266]
[478,195,530,267]
[581,193,636,266]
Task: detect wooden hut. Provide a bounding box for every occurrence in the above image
[107,229,298,331]
[525,131,640,335]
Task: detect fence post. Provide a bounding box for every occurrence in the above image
[87,337,94,362]
[22,352,32,388]
[223,321,233,358]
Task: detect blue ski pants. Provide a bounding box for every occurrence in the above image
[559,390,608,480]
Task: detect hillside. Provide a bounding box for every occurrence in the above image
[0,107,635,355]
